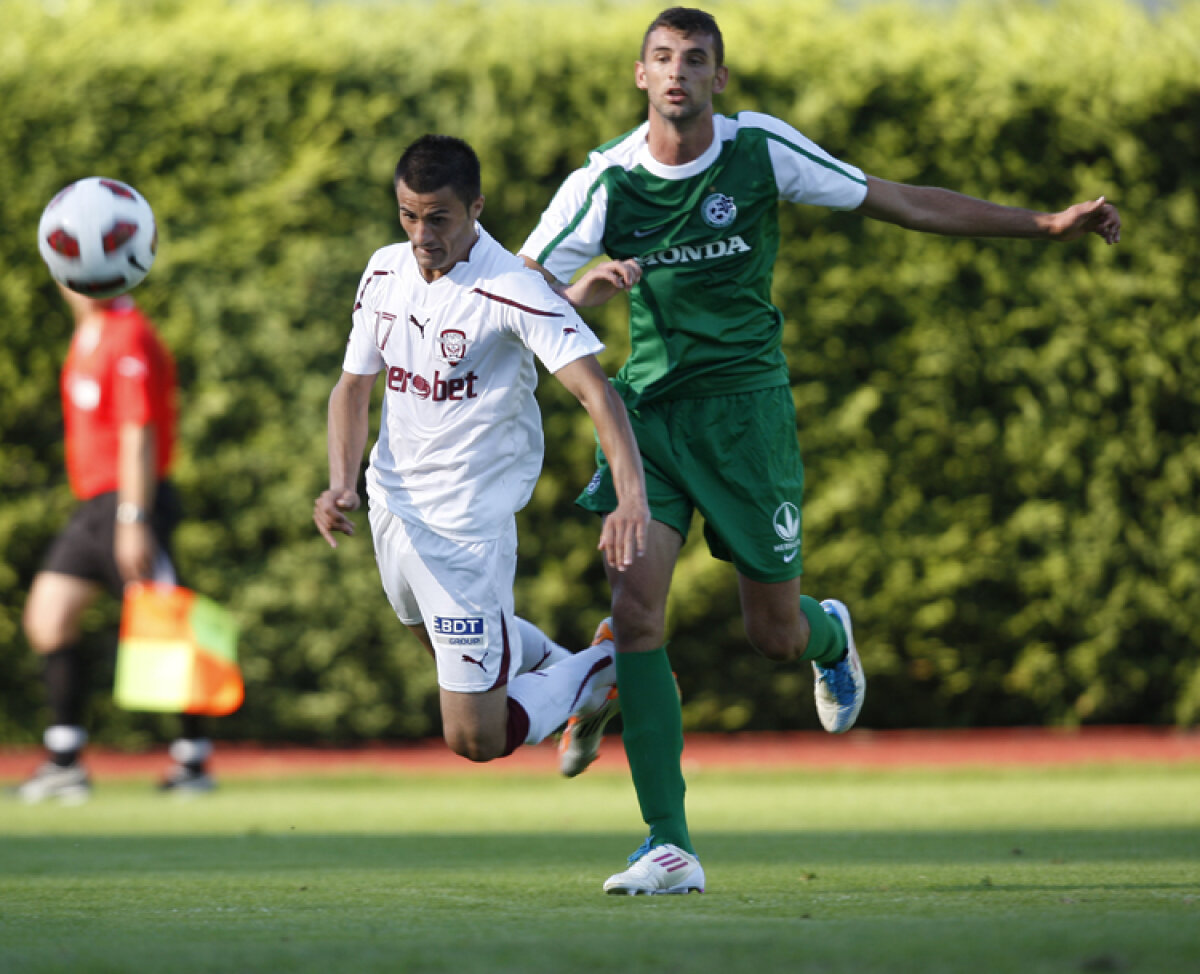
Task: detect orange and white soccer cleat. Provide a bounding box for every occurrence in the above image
[558,617,621,777]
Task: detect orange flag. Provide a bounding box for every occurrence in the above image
[114,582,243,716]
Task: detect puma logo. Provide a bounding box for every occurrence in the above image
[461,652,488,671]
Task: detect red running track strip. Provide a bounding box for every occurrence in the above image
[2,726,1198,780]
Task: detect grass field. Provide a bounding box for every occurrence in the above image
[2,764,1198,974]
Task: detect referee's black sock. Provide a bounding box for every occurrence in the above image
[171,716,213,772]
[42,645,88,765]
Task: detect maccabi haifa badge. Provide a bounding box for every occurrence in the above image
[701,192,737,229]
[437,328,469,366]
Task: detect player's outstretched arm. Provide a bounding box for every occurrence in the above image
[521,257,642,308]
[858,176,1121,244]
[553,356,649,571]
[314,370,377,548]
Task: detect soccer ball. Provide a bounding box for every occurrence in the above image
[37,177,157,298]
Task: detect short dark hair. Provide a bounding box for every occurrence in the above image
[393,135,481,209]
[641,7,724,67]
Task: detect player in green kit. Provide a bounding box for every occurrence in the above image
[521,6,1121,894]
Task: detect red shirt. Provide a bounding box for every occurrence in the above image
[61,298,177,500]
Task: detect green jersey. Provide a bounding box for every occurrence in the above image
[521,112,868,405]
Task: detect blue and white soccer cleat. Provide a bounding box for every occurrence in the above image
[603,838,706,895]
[813,598,866,734]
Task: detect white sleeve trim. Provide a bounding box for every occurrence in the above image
[520,163,612,282]
[740,112,867,210]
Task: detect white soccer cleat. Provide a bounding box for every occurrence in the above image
[559,686,620,777]
[159,763,217,795]
[813,599,866,734]
[559,617,621,777]
[15,761,92,805]
[603,840,706,895]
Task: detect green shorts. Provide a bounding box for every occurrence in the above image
[577,385,805,582]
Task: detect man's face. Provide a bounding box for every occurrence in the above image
[395,181,484,281]
[636,27,728,124]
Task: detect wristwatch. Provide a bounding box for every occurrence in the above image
[115,502,149,524]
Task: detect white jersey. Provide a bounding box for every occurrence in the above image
[344,225,604,542]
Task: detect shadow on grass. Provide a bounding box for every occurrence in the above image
[2,828,1197,879]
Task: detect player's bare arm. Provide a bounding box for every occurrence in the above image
[859,176,1121,244]
[562,259,643,307]
[115,421,158,584]
[553,355,649,571]
[522,255,559,290]
[315,370,377,548]
[521,257,643,309]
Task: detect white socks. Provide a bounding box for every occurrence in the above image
[44,724,87,755]
[169,737,214,766]
[506,642,615,744]
[512,616,572,674]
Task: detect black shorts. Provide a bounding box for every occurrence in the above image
[41,483,183,597]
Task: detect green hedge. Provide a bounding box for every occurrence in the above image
[0,0,1197,745]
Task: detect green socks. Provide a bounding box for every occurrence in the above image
[617,648,695,855]
[616,606,844,855]
[799,596,847,666]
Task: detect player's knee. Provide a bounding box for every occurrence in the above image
[745,619,803,663]
[22,605,67,655]
[611,598,667,653]
[444,728,504,763]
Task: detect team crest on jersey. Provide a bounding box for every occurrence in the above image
[701,192,738,229]
[437,328,469,366]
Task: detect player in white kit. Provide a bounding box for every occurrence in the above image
[314,135,648,763]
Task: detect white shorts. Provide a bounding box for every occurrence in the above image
[368,497,521,694]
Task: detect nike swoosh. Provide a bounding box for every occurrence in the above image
[783,551,798,563]
[632,225,669,239]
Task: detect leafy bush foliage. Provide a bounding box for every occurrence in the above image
[1,0,1196,745]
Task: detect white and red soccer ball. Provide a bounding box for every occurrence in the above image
[38,177,157,298]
